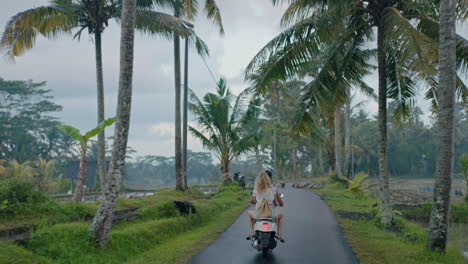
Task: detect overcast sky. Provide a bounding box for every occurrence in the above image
[0,1,465,158]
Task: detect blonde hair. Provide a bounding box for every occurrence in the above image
[254,171,272,194]
[257,199,272,218]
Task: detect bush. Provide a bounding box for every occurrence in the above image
[0,179,58,217]
[341,172,369,195]
[329,171,339,182]
[47,177,71,195]
[329,171,348,187]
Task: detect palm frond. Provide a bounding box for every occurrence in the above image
[186,30,209,57]
[135,10,191,39]
[385,44,417,125]
[182,0,199,19]
[203,0,224,35]
[278,0,352,27]
[188,125,215,149]
[188,89,219,138]
[417,16,468,74]
[0,5,77,60]
[382,7,438,80]
[245,10,346,88]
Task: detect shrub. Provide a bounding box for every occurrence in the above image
[341,172,369,195]
[0,179,57,217]
[329,171,339,182]
[47,177,71,195]
[329,171,348,187]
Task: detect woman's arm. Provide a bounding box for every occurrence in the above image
[275,190,284,207]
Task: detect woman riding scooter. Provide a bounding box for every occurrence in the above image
[247,171,285,241]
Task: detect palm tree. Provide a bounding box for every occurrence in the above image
[344,97,352,178]
[246,0,468,225]
[1,0,192,192]
[334,106,344,178]
[88,0,137,248]
[59,117,115,202]
[150,0,223,190]
[427,0,457,252]
[188,78,259,182]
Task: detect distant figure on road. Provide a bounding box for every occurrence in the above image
[233,172,240,182]
[247,171,285,241]
[238,175,246,189]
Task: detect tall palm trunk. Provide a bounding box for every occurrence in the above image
[255,145,263,174]
[174,20,184,191]
[328,148,335,172]
[334,106,343,178]
[88,0,137,248]
[377,24,393,225]
[95,31,106,192]
[73,146,87,202]
[290,148,297,178]
[182,36,189,189]
[318,146,324,175]
[221,152,230,183]
[427,0,456,252]
[344,97,352,178]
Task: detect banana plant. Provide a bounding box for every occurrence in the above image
[59,117,115,202]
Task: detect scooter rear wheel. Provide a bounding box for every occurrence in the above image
[262,248,268,257]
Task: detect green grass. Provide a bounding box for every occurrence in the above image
[312,183,467,264]
[0,187,204,230]
[1,183,248,264]
[0,242,50,264]
[125,198,247,264]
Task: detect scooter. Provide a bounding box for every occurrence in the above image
[249,217,284,256]
[248,193,285,256]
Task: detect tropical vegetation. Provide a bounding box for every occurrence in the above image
[0,0,467,259]
[188,78,260,182]
[59,118,116,202]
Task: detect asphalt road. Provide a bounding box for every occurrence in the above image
[190,185,359,264]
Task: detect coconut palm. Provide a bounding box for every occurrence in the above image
[427,0,458,252]
[88,0,137,247]
[148,0,223,190]
[246,0,468,225]
[0,0,191,192]
[188,78,259,182]
[59,117,115,202]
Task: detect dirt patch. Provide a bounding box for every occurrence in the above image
[0,226,29,242]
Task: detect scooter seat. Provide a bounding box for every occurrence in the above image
[256,217,275,222]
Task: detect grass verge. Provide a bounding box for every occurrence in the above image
[312,183,466,264]
[0,183,248,264]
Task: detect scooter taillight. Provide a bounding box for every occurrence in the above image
[262,223,269,231]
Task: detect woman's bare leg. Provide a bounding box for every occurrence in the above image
[247,211,255,235]
[276,212,284,238]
